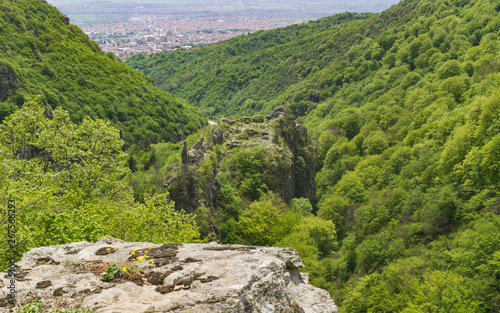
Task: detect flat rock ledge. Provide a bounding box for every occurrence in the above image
[0,237,338,313]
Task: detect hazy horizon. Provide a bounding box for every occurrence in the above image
[47,0,401,26]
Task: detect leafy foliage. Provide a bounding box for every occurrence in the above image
[238,192,300,246]
[0,100,200,271]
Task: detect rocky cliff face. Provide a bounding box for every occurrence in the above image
[0,237,337,313]
[167,112,317,214]
[0,65,22,101]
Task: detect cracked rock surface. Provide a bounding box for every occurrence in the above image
[0,237,337,313]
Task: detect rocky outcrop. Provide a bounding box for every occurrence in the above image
[0,238,338,313]
[167,166,201,213]
[191,135,204,151]
[274,115,317,203]
[219,117,236,125]
[265,108,285,121]
[187,149,204,164]
[212,127,224,145]
[181,141,188,165]
[167,112,317,212]
[182,135,209,166]
[226,140,242,149]
[252,115,265,123]
[0,65,22,101]
[238,116,252,124]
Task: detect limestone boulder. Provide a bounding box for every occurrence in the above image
[212,127,224,145]
[218,118,235,125]
[0,238,338,313]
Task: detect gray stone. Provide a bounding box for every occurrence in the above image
[186,149,205,165]
[265,114,275,120]
[0,239,338,313]
[252,115,265,123]
[238,116,252,124]
[226,141,241,149]
[240,128,259,138]
[212,127,224,145]
[191,135,204,151]
[202,142,212,152]
[187,149,198,164]
[218,118,235,125]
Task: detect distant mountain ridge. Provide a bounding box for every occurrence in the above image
[0,0,206,147]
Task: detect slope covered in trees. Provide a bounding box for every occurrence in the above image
[126,12,373,117]
[129,0,500,311]
[0,0,206,148]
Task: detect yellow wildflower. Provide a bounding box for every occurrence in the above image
[130,251,135,255]
[149,260,154,264]
[123,267,127,272]
[114,248,117,251]
[135,248,138,251]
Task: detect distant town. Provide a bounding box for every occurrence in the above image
[49,0,400,60]
[82,14,307,60]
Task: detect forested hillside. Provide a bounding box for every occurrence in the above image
[126,12,373,117]
[129,0,500,311]
[0,0,206,148]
